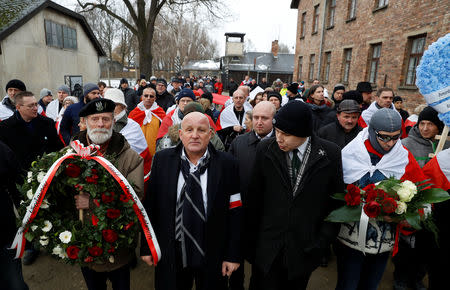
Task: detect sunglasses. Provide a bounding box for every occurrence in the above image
[143,94,156,98]
[375,130,401,142]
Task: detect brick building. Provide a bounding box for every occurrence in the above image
[290,0,449,110]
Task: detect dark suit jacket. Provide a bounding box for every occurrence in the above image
[247,135,344,279]
[141,143,242,290]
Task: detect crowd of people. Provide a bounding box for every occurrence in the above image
[0,75,449,290]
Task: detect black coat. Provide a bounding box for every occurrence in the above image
[0,112,63,172]
[0,141,22,246]
[317,119,362,149]
[247,135,344,279]
[121,87,140,113]
[156,90,175,112]
[308,103,333,132]
[141,144,242,290]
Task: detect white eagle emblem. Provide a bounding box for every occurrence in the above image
[95,102,104,112]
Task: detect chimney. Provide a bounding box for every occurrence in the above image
[271,40,279,58]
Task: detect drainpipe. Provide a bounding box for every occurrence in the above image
[317,0,328,80]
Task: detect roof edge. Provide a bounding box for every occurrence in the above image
[290,0,300,9]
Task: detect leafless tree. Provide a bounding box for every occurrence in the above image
[77,0,227,77]
[278,43,292,54]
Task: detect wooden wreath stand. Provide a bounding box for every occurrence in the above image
[79,209,84,223]
[429,125,449,157]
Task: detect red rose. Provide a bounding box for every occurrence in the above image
[93,199,100,207]
[102,192,115,203]
[108,246,115,253]
[347,184,361,196]
[84,256,94,263]
[382,198,398,214]
[364,201,381,218]
[102,229,118,243]
[74,184,84,191]
[365,190,377,202]
[66,245,80,259]
[91,169,98,175]
[86,176,98,184]
[363,184,376,192]
[65,163,81,178]
[106,209,121,219]
[91,215,99,226]
[88,246,103,257]
[119,194,130,203]
[345,192,361,206]
[124,222,134,231]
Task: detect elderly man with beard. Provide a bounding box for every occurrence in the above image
[73,98,144,290]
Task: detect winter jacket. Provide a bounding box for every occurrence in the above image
[121,87,140,113]
[317,119,362,149]
[307,103,333,132]
[0,96,15,121]
[72,131,144,272]
[401,126,450,167]
[155,90,175,112]
[0,111,63,172]
[59,101,86,145]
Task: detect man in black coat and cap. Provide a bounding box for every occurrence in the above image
[155,78,176,112]
[247,101,344,289]
[119,78,140,113]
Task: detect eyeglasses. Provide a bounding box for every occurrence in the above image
[143,94,155,98]
[22,103,38,109]
[375,130,401,142]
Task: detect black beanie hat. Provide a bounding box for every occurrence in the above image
[333,84,346,94]
[140,74,146,80]
[200,92,213,103]
[287,83,299,94]
[268,92,282,103]
[417,106,444,132]
[356,82,373,93]
[273,101,313,137]
[343,90,363,104]
[393,96,403,103]
[6,79,26,92]
[120,78,128,85]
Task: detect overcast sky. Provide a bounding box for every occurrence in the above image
[54,0,298,55]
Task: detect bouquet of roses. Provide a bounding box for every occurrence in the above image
[16,148,140,266]
[325,178,450,237]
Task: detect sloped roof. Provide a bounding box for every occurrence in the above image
[0,0,105,56]
[290,0,300,9]
[183,60,220,71]
[228,52,294,73]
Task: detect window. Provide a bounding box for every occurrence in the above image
[322,52,331,82]
[300,12,306,38]
[348,0,357,20]
[342,49,352,83]
[45,20,77,49]
[368,43,382,84]
[405,35,426,85]
[376,0,389,8]
[309,54,315,81]
[312,5,320,34]
[327,0,336,28]
[298,56,303,80]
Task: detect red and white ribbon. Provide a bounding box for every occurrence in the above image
[10,141,161,264]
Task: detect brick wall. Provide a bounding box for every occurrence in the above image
[292,0,450,112]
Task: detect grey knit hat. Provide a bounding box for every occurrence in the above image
[58,85,70,95]
[368,108,402,154]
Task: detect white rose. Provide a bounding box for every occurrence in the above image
[59,231,72,244]
[31,225,38,231]
[395,201,408,214]
[109,255,115,263]
[52,245,63,256]
[27,189,33,200]
[397,187,413,202]
[42,220,53,232]
[27,171,33,183]
[37,171,46,183]
[40,199,50,209]
[39,235,49,246]
[59,251,68,259]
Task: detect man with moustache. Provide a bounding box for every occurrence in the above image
[73,98,144,290]
[247,101,344,289]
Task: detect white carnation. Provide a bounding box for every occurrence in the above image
[31,225,38,231]
[40,199,50,209]
[59,231,72,244]
[109,255,115,263]
[395,201,408,214]
[37,171,46,183]
[27,171,33,183]
[52,245,63,256]
[39,235,49,246]
[27,189,33,200]
[42,220,53,232]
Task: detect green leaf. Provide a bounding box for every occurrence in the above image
[25,232,35,241]
[420,188,450,203]
[331,192,346,201]
[405,212,422,230]
[325,205,362,223]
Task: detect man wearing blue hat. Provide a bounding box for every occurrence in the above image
[60,83,101,145]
